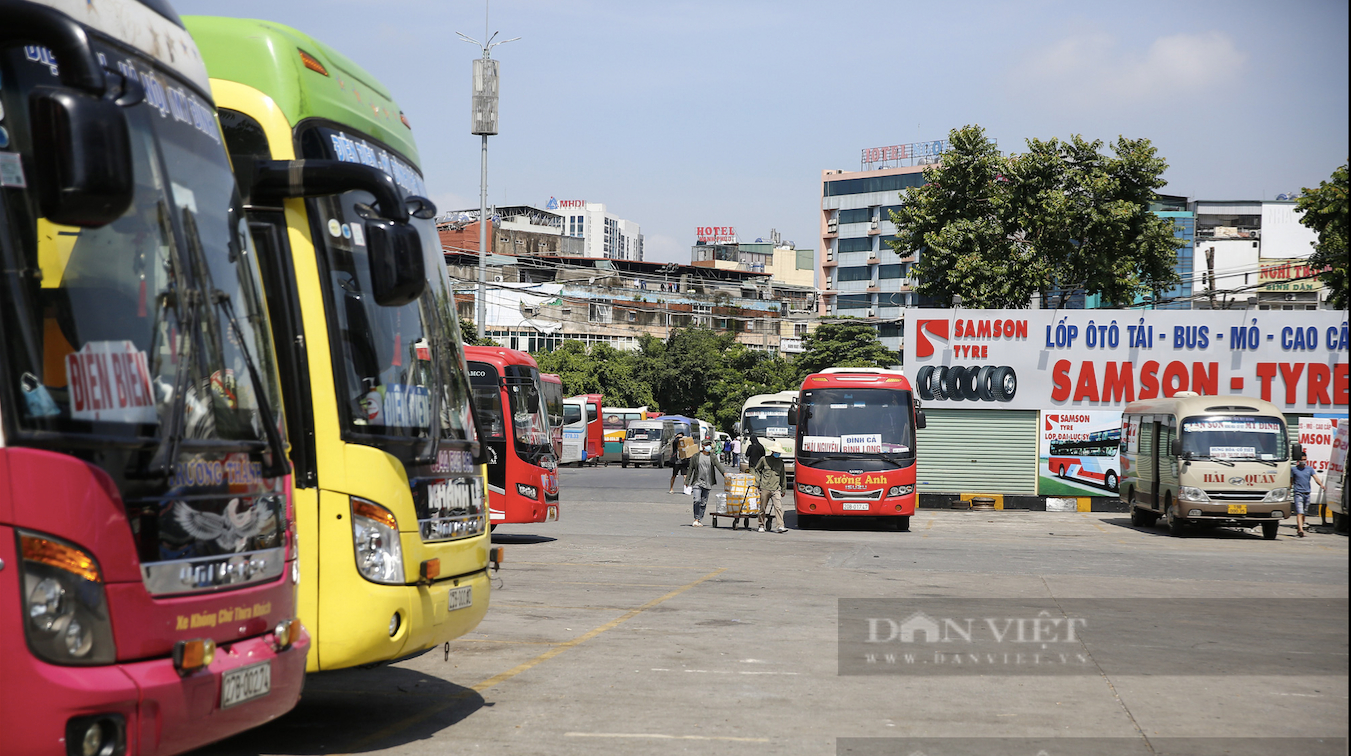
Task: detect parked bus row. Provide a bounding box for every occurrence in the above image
[0,4,542,753]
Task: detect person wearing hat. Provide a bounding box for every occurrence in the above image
[753,448,788,533]
[684,438,727,526]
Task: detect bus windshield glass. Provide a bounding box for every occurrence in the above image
[505,372,550,450]
[1180,416,1289,461]
[798,388,914,459]
[298,125,476,447]
[627,428,657,441]
[744,408,794,439]
[0,44,281,448]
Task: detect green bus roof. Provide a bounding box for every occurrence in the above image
[184,15,421,167]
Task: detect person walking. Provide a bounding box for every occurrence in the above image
[667,432,690,494]
[731,436,742,468]
[1291,453,1325,538]
[722,436,732,465]
[745,435,765,471]
[684,439,727,526]
[753,449,788,532]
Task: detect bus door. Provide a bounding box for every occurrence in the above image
[467,361,508,501]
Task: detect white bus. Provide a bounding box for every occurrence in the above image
[1121,393,1296,539]
[737,390,798,474]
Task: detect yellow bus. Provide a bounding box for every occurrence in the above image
[186,16,495,670]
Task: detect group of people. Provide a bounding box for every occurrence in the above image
[666,432,787,533]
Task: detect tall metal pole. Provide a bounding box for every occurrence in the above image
[477,131,488,339]
[459,6,517,341]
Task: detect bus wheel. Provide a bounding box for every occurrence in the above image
[1058,464,1067,478]
[1105,471,1119,492]
[621,461,628,468]
[1261,521,1279,540]
[1166,504,1185,536]
[1130,507,1145,526]
[894,516,911,532]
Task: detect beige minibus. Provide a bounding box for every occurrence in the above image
[1120,393,1298,539]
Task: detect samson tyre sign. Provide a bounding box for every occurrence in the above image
[902,309,1348,413]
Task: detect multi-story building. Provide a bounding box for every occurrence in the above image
[437,205,584,258]
[1147,194,1196,309]
[546,198,643,261]
[1192,199,1323,310]
[442,252,815,354]
[818,158,930,352]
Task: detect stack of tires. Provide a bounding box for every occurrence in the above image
[915,365,1018,403]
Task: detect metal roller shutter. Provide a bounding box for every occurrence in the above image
[917,409,1039,493]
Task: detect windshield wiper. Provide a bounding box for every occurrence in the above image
[1192,455,1235,467]
[211,289,290,477]
[141,287,197,479]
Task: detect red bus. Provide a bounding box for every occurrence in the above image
[562,393,603,466]
[789,368,926,531]
[541,373,564,460]
[465,347,559,524]
[0,2,307,753]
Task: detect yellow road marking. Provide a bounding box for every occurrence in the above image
[452,639,561,645]
[1080,513,1108,532]
[547,581,692,587]
[510,561,707,570]
[565,732,770,742]
[336,567,727,753]
[923,517,936,538]
[489,603,632,611]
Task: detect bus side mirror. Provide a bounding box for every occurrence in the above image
[915,410,926,430]
[732,422,741,436]
[527,392,540,414]
[1291,443,1302,461]
[1170,438,1183,457]
[248,159,407,222]
[30,88,134,226]
[786,407,797,425]
[365,219,427,306]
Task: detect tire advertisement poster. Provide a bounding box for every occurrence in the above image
[1039,411,1123,496]
[902,309,1348,412]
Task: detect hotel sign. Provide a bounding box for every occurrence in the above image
[1259,258,1325,292]
[696,226,737,244]
[861,140,950,170]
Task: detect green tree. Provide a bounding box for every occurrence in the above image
[1296,162,1349,309]
[457,317,498,346]
[891,125,1182,308]
[532,340,657,408]
[793,323,897,376]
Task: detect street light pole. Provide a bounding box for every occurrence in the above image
[459,6,518,340]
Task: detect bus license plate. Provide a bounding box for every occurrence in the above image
[221,661,271,709]
[448,585,473,612]
[1227,504,1247,515]
[842,502,870,511]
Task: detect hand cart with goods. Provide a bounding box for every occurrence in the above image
[712,473,760,529]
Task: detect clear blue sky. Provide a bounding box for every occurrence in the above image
[176,0,1349,264]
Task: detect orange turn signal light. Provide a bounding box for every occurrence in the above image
[173,638,216,674]
[20,535,100,583]
[273,618,300,650]
[298,49,329,76]
[489,547,504,571]
[420,559,441,582]
[351,498,398,530]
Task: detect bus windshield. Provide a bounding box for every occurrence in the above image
[627,428,657,441]
[1180,416,1289,461]
[298,125,476,448]
[505,372,550,450]
[798,388,914,460]
[744,408,794,439]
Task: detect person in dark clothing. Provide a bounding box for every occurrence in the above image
[745,436,766,470]
[667,432,690,494]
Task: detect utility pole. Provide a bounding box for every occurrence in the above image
[459,4,518,339]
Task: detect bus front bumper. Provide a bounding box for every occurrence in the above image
[1178,501,1289,524]
[794,492,916,516]
[1,627,309,756]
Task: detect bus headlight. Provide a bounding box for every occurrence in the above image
[887,485,914,497]
[796,483,823,496]
[1262,488,1289,503]
[351,498,404,585]
[1179,487,1210,503]
[516,483,539,500]
[18,532,114,665]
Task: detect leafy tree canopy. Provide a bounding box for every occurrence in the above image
[792,322,898,376]
[892,125,1182,309]
[457,318,499,347]
[1297,161,1349,309]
